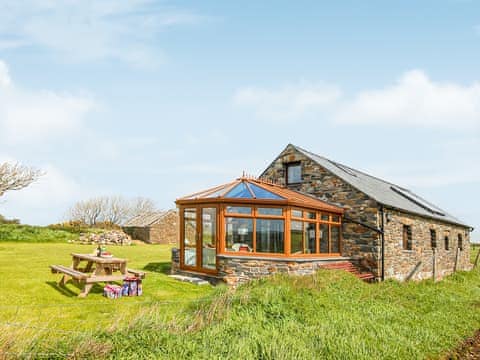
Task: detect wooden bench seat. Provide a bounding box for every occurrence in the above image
[127,268,146,279]
[50,265,88,280]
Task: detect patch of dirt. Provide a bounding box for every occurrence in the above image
[444,330,480,359]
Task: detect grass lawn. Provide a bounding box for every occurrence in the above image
[1,239,480,359]
[0,242,214,355]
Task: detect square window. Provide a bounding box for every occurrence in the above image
[286,163,302,184]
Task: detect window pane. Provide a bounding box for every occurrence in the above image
[226,206,251,215]
[202,208,216,270]
[331,226,340,253]
[321,214,330,221]
[256,219,285,253]
[307,212,316,220]
[320,224,329,253]
[225,183,253,198]
[292,209,303,218]
[430,229,437,249]
[183,209,196,266]
[290,221,304,254]
[332,215,340,223]
[248,183,284,200]
[305,223,316,254]
[287,164,302,184]
[225,217,253,252]
[258,207,283,216]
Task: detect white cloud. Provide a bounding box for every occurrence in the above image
[364,137,480,188]
[234,70,480,129]
[233,82,341,122]
[0,163,86,225]
[335,70,480,129]
[0,0,207,68]
[0,60,95,144]
[0,61,11,87]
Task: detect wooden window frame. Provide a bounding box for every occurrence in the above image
[285,162,302,185]
[458,233,463,251]
[220,204,342,258]
[403,225,412,250]
[430,229,437,249]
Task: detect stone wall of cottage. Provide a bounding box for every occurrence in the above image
[261,145,381,277]
[217,256,356,286]
[383,209,472,281]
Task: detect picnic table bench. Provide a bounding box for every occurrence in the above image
[50,253,145,297]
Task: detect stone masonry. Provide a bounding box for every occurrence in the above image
[384,209,471,281]
[261,144,472,281]
[123,210,178,244]
[261,144,381,277]
[217,255,353,286]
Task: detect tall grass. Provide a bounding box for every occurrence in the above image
[34,269,480,359]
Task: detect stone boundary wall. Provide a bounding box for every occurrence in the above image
[261,145,381,277]
[384,209,471,281]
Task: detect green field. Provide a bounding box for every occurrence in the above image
[0,242,213,357]
[1,230,480,359]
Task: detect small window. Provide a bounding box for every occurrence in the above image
[286,163,302,184]
[306,212,316,220]
[321,214,330,221]
[257,207,282,216]
[226,206,251,215]
[458,234,463,251]
[292,209,303,218]
[430,229,437,249]
[403,225,412,250]
[332,215,340,223]
[444,236,449,251]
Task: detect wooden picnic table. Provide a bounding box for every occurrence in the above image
[52,253,128,297]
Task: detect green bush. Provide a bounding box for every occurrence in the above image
[0,214,20,224]
[0,224,79,243]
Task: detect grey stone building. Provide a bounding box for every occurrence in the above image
[123,209,178,244]
[260,144,473,281]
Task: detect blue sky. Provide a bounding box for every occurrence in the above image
[0,1,479,241]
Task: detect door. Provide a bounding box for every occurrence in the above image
[181,206,217,272]
[201,207,217,270]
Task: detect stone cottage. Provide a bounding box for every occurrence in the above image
[171,144,473,285]
[123,209,178,244]
[261,144,473,281]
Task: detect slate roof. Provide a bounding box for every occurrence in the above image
[123,210,176,227]
[285,144,469,228]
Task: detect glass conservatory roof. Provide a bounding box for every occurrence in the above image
[176,177,344,213]
[181,178,285,200]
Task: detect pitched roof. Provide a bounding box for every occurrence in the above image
[284,144,469,227]
[123,210,176,227]
[176,177,344,214]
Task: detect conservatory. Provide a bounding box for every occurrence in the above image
[174,177,344,277]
